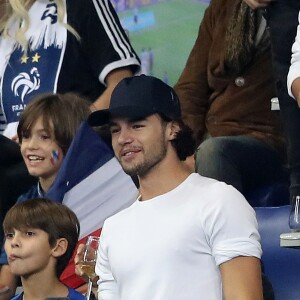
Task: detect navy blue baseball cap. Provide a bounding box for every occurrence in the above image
[88,75,181,126]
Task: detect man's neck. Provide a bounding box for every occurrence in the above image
[138,156,192,201]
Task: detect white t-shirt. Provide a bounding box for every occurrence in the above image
[96,173,262,300]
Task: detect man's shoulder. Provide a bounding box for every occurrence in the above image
[104,200,137,225]
[189,173,248,206]
[188,173,235,192]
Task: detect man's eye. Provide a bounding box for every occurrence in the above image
[5,233,14,239]
[110,127,120,134]
[132,124,144,129]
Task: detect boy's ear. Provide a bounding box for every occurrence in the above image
[51,238,68,258]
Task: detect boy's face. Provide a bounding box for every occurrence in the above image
[20,116,64,187]
[4,228,55,277]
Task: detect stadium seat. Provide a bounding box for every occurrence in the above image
[255,205,300,300]
[246,183,290,207]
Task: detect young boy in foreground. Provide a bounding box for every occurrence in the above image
[3,198,84,300]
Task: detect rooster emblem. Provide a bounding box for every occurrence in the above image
[11,67,41,102]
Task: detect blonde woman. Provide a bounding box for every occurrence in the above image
[0,0,140,209]
[0,0,140,137]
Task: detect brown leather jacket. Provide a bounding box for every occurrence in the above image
[174,0,286,158]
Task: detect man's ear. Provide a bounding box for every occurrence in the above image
[51,238,68,258]
[167,121,180,141]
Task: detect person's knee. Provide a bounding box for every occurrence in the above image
[196,137,244,191]
[195,138,227,175]
[196,138,225,167]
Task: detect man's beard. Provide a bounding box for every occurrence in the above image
[119,134,168,178]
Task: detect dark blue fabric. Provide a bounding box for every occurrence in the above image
[10,287,85,300]
[0,246,7,265]
[16,184,40,203]
[255,205,300,300]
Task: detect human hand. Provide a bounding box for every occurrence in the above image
[10,134,19,144]
[74,244,99,283]
[243,0,272,9]
[74,244,88,280]
[0,266,17,300]
[75,243,99,297]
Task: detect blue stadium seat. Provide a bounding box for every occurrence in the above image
[246,183,289,207]
[255,205,300,300]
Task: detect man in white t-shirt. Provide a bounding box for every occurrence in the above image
[87,75,263,300]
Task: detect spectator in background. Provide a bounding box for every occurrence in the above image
[0,0,140,136]
[174,0,287,197]
[0,0,140,268]
[244,0,300,202]
[140,48,150,75]
[148,47,154,75]
[3,198,84,300]
[0,92,90,299]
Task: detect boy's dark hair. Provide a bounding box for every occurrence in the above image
[3,198,80,277]
[160,114,196,161]
[17,92,91,154]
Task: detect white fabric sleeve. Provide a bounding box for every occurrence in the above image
[96,225,119,300]
[202,183,262,266]
[287,11,300,99]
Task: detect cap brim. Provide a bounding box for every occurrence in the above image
[88,106,155,127]
[88,109,110,127]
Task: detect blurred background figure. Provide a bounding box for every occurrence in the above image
[174,0,287,200]
[244,0,300,221]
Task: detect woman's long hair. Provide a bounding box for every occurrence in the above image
[0,0,79,52]
[224,0,269,74]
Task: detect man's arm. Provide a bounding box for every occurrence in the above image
[291,77,300,105]
[243,0,272,9]
[92,68,133,111]
[220,256,263,300]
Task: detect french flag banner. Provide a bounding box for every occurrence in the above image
[46,121,138,288]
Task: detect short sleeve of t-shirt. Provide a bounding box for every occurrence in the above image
[201,182,262,266]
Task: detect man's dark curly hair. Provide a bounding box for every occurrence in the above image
[160,114,196,161]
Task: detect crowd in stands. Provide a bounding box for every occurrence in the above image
[1,0,300,299]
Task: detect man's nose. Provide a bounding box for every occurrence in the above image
[117,128,133,145]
